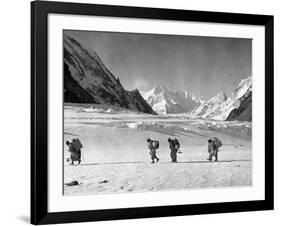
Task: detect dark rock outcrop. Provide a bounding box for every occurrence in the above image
[63,35,156,115]
[64,62,99,103]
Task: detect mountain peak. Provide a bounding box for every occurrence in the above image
[209,91,227,103]
[152,85,168,94]
[141,86,201,114]
[218,91,226,97]
[234,76,252,98]
[237,76,252,88]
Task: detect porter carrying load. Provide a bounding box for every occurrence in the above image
[147,138,160,164]
[173,138,181,153]
[66,138,83,165]
[168,138,180,163]
[207,137,222,161]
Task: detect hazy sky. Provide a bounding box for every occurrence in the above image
[65,30,252,99]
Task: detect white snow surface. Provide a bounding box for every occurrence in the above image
[64,104,252,195]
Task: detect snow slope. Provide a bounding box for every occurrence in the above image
[141,86,201,114]
[64,34,156,115]
[64,104,252,195]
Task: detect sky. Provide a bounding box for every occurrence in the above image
[65,30,252,99]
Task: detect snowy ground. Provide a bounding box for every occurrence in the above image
[64,104,252,195]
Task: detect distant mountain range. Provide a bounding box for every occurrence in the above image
[141,77,252,122]
[141,86,201,114]
[63,35,251,121]
[63,35,156,115]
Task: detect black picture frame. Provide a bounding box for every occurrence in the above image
[31,0,274,225]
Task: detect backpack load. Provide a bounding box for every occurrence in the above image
[211,137,222,149]
[153,140,159,150]
[72,138,83,151]
[173,138,180,150]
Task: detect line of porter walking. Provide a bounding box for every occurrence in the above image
[66,137,223,165]
[146,137,222,163]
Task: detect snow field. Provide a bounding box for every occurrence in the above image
[64,105,252,195]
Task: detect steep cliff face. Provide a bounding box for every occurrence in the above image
[226,89,252,122]
[63,35,156,114]
[64,62,99,103]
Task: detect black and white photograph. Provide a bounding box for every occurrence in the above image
[63,30,252,195]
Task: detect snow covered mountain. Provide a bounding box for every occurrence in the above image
[226,89,252,121]
[191,76,252,121]
[226,78,252,121]
[141,86,201,114]
[63,35,156,115]
[191,92,227,117]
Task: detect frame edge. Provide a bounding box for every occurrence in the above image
[31,1,274,224]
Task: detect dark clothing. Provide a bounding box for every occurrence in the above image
[68,143,81,163]
[149,149,158,161]
[71,149,81,161]
[208,143,218,161]
[169,140,178,162]
[148,141,159,163]
[170,150,177,162]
